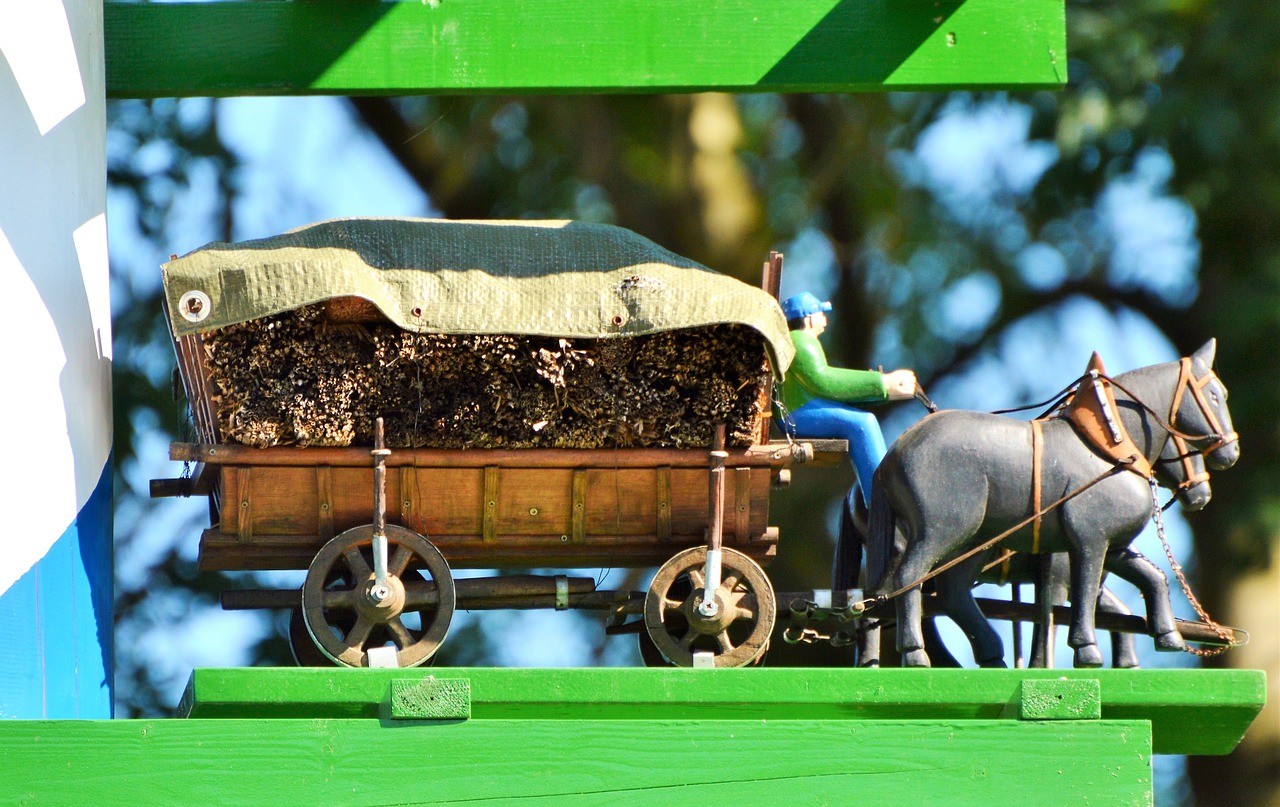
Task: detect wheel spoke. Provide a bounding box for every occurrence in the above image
[731,591,757,620]
[687,569,705,589]
[662,596,685,614]
[388,544,413,577]
[721,571,742,592]
[342,546,372,580]
[716,631,736,654]
[680,630,699,650]
[345,615,375,650]
[387,617,414,648]
[322,589,357,609]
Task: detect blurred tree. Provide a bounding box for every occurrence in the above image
[107,2,1277,802]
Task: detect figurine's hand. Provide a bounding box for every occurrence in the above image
[883,369,918,401]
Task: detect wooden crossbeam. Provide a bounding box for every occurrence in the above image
[105,0,1066,99]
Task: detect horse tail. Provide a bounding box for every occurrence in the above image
[833,492,863,593]
[865,470,895,598]
[859,468,896,667]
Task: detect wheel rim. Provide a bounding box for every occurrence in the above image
[301,524,455,667]
[644,546,775,668]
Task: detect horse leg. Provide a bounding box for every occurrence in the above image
[892,547,939,667]
[1097,583,1140,668]
[1029,553,1067,668]
[1064,543,1107,668]
[1104,547,1186,653]
[935,556,1006,668]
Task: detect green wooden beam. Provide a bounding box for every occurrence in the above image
[104,0,1067,99]
[1,717,1150,804]
[179,667,1266,757]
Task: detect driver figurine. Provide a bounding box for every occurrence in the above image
[780,292,917,506]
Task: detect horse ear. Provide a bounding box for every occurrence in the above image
[1192,339,1217,368]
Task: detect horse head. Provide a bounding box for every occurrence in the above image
[1171,339,1239,471]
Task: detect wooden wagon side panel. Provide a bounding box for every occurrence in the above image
[198,458,779,572]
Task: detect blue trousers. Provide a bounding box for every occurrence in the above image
[788,399,887,507]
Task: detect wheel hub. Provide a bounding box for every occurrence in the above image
[356,574,406,622]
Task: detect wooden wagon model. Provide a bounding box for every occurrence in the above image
[152,218,826,668]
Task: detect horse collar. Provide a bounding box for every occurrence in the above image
[1053,353,1154,478]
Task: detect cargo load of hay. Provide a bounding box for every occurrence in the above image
[163,218,794,450]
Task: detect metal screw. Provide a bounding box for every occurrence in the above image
[560,535,569,542]
[320,502,329,511]
[529,507,539,516]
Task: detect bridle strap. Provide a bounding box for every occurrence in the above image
[1169,357,1238,454]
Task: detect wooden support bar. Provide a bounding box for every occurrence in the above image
[316,466,334,542]
[175,667,1266,758]
[656,466,672,542]
[104,0,1067,99]
[221,575,598,611]
[399,466,416,527]
[0,715,1154,803]
[236,467,252,542]
[570,470,587,544]
[169,442,790,469]
[735,467,752,540]
[149,462,215,499]
[482,467,499,543]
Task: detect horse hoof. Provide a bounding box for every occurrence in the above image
[903,649,931,667]
[1155,630,1186,652]
[977,656,1008,669]
[1117,659,1141,670]
[1073,644,1103,668]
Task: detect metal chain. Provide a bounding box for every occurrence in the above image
[1148,477,1233,657]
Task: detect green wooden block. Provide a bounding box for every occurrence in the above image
[104,0,1067,99]
[0,718,1152,805]
[179,667,1266,756]
[388,678,470,720]
[1021,678,1102,720]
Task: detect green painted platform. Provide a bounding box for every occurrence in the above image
[0,668,1264,805]
[104,0,1066,98]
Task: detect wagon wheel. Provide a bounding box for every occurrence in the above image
[289,567,431,667]
[644,546,775,668]
[301,524,455,667]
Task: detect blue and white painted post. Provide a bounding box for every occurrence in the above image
[0,2,113,718]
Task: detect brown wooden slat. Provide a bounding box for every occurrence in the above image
[482,466,499,543]
[656,466,672,542]
[399,466,415,529]
[735,466,752,540]
[170,442,792,468]
[237,467,252,542]
[197,528,777,572]
[571,470,587,544]
[316,466,334,542]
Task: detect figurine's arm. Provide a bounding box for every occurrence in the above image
[789,330,890,403]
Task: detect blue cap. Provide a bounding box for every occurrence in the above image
[781,292,832,322]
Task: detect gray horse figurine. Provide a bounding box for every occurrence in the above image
[864,340,1238,668]
[850,425,1212,668]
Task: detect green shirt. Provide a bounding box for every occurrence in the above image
[780,329,887,412]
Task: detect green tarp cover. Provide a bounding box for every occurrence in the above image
[162,218,793,373]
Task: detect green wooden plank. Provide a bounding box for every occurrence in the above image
[0,718,1150,805]
[180,667,1265,756]
[104,0,1066,99]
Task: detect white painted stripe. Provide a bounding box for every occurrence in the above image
[0,5,86,135]
[0,1,109,596]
